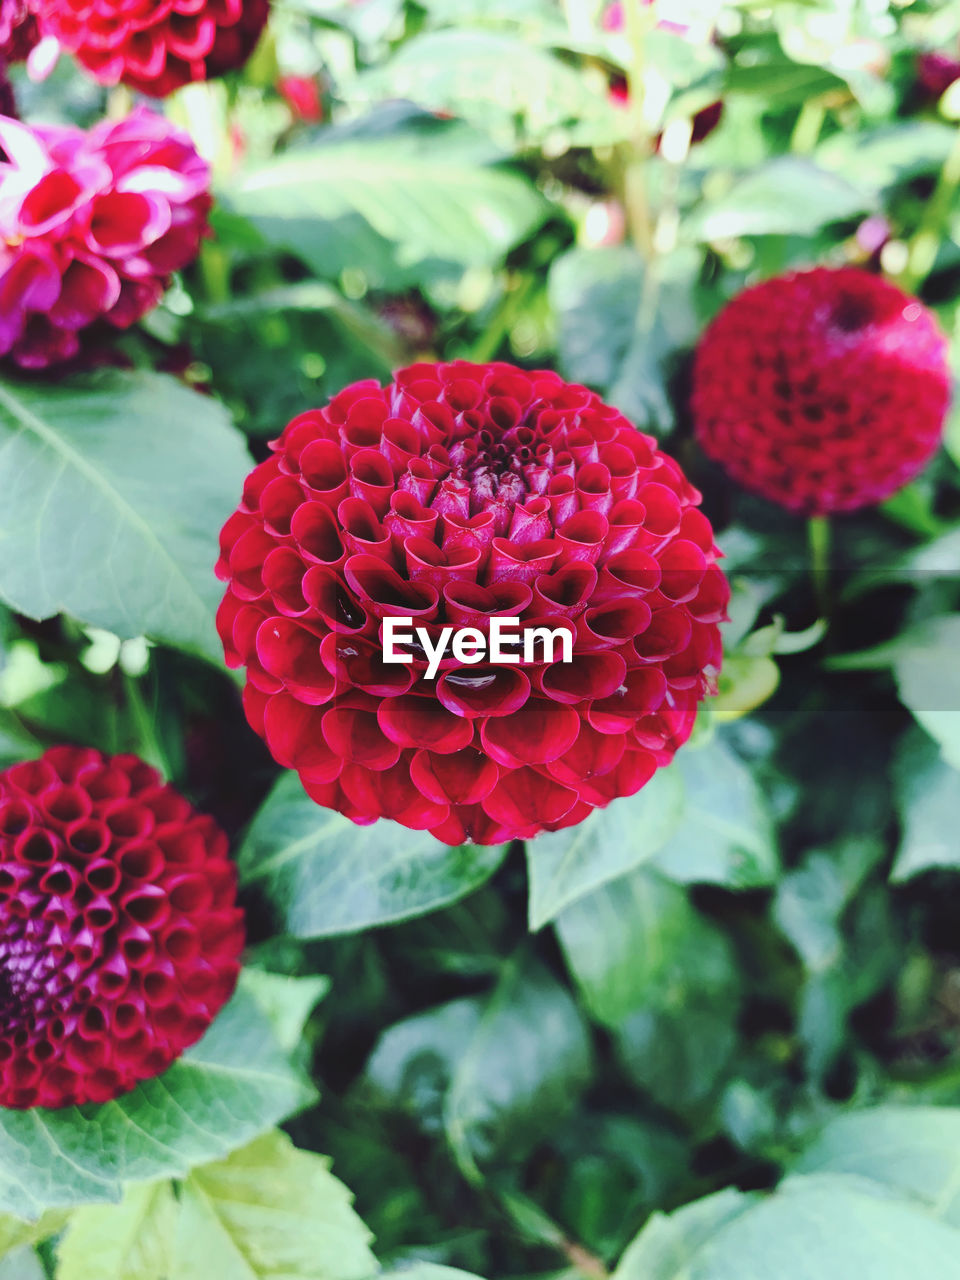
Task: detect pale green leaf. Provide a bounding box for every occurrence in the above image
[171,1131,376,1280]
[0,373,251,664]
[56,1182,177,1280]
[239,773,508,938]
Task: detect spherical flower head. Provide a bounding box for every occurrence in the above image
[0,0,38,63]
[0,107,212,369]
[0,747,244,1110]
[692,267,952,515]
[30,0,269,96]
[216,361,729,846]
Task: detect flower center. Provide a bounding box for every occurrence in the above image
[0,918,63,1036]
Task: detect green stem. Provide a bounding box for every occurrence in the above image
[899,122,960,293]
[621,0,656,258]
[808,514,832,619]
[790,98,826,155]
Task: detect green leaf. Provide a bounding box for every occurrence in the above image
[651,737,779,888]
[686,157,872,240]
[0,1208,69,1258]
[238,772,508,938]
[0,987,314,1218]
[0,372,251,664]
[724,60,848,107]
[443,957,593,1176]
[892,617,960,771]
[526,768,683,930]
[548,246,700,432]
[56,1183,178,1280]
[795,1106,960,1225]
[892,731,960,881]
[355,31,625,147]
[239,969,331,1054]
[171,1131,376,1280]
[364,959,592,1176]
[614,1175,960,1279]
[556,869,739,1109]
[816,122,959,192]
[227,118,548,285]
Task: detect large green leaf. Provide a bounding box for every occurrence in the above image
[238,772,508,938]
[0,988,314,1219]
[556,869,739,1109]
[614,1176,960,1280]
[171,1131,376,1280]
[443,957,593,1176]
[355,31,625,147]
[548,245,701,432]
[56,1183,179,1280]
[226,118,548,285]
[651,737,779,889]
[795,1106,960,1225]
[364,958,592,1176]
[0,372,251,664]
[892,731,960,881]
[892,617,960,771]
[525,768,684,930]
[686,157,872,241]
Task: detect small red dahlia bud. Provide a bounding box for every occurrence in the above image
[0,747,244,1110]
[0,107,211,369]
[917,50,960,100]
[0,0,38,64]
[216,362,729,846]
[278,74,324,124]
[30,0,270,97]
[692,268,951,515]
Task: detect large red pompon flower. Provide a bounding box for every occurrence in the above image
[216,362,728,846]
[692,268,951,515]
[0,747,244,1110]
[0,107,211,369]
[30,0,269,97]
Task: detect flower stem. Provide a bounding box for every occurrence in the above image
[808,514,832,619]
[621,0,657,259]
[898,122,960,293]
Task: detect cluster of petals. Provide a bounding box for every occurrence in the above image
[0,747,244,1110]
[28,0,270,97]
[0,106,211,368]
[692,267,951,515]
[217,361,728,846]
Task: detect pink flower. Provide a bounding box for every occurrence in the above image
[0,108,211,369]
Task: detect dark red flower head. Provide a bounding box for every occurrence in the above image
[0,0,38,63]
[0,747,244,1110]
[30,0,270,97]
[216,362,728,846]
[0,107,211,369]
[692,268,951,515]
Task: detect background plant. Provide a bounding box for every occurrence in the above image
[2,0,960,1276]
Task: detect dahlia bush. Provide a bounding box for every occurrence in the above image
[0,3,959,1279]
[0,107,211,367]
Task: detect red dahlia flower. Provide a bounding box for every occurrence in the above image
[692,268,951,515]
[0,107,211,369]
[0,0,38,63]
[216,362,728,846]
[29,0,270,97]
[0,747,244,1110]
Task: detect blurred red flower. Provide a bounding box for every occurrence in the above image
[0,747,244,1109]
[692,267,951,514]
[217,362,728,846]
[278,74,324,123]
[0,107,211,368]
[0,0,37,63]
[29,0,269,97]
